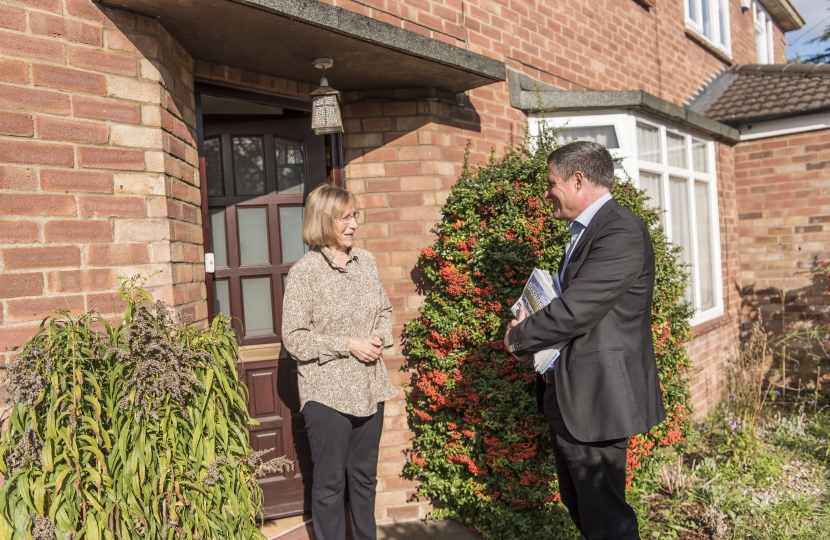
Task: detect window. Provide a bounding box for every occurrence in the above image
[530,113,724,326]
[686,0,731,54]
[554,125,620,149]
[637,120,721,323]
[754,2,775,64]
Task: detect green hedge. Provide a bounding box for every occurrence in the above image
[404,129,694,538]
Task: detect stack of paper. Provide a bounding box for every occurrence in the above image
[510,268,569,373]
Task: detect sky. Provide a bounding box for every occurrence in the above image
[786,0,830,61]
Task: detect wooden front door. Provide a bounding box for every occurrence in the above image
[201,111,325,519]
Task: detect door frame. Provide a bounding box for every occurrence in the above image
[194,81,344,520]
[195,81,344,322]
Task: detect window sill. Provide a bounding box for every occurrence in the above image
[684,28,733,65]
[689,310,728,336]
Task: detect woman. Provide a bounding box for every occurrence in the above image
[282,184,398,540]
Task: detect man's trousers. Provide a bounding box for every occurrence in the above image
[302,400,385,540]
[543,376,639,540]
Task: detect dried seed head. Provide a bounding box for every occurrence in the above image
[202,458,228,486]
[244,448,294,477]
[245,449,272,468]
[258,457,294,478]
[28,514,56,540]
[8,428,42,473]
[2,342,53,405]
[112,302,204,421]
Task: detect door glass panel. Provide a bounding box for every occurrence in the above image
[205,136,224,196]
[695,181,715,310]
[209,208,228,268]
[554,126,619,149]
[276,139,306,193]
[637,123,662,163]
[279,206,307,263]
[213,279,231,318]
[669,177,693,304]
[692,139,708,172]
[242,277,274,336]
[233,136,265,196]
[238,207,270,265]
[667,133,687,169]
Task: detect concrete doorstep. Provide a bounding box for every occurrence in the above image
[262,515,477,540]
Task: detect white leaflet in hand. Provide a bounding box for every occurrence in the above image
[510,267,569,373]
[511,268,557,317]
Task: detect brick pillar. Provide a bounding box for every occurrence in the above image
[341,92,479,521]
[0,0,206,366]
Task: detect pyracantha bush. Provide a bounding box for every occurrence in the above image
[403,127,694,539]
[0,278,291,539]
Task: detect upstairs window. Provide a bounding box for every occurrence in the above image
[754,2,775,64]
[686,0,731,54]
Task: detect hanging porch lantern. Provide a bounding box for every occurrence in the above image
[310,58,343,135]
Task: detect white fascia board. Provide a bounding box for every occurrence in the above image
[738,112,830,141]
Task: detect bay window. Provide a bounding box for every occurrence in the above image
[530,113,724,326]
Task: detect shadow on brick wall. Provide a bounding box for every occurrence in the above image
[740,271,830,393]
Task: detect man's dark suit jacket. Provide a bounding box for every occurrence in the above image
[508,198,666,442]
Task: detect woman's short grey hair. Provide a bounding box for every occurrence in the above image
[302,184,356,249]
[547,141,615,190]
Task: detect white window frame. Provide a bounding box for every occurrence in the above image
[753,2,775,64]
[685,0,732,57]
[529,112,725,327]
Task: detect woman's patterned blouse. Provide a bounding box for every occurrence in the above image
[282,246,398,417]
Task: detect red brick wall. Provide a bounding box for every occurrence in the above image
[736,128,830,334]
[0,0,205,362]
[321,0,780,104]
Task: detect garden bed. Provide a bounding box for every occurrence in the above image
[630,395,830,539]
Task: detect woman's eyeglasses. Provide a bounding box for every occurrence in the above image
[336,212,360,223]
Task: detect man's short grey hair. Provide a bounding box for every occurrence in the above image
[547,141,614,190]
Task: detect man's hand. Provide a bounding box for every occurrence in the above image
[349,335,383,362]
[503,305,528,351]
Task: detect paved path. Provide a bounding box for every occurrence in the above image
[377,519,477,539]
[265,518,477,539]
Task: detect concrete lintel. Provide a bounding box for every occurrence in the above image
[244,0,506,82]
[97,0,505,93]
[511,81,740,144]
[508,69,562,109]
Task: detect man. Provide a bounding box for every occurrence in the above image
[504,141,665,540]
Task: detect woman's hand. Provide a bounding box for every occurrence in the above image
[349,335,384,363]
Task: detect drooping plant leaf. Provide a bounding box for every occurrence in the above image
[0,277,291,539]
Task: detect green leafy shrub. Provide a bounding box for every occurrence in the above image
[0,279,290,539]
[403,128,694,538]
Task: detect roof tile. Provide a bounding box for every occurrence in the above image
[691,64,830,124]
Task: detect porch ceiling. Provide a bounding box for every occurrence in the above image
[98,0,505,93]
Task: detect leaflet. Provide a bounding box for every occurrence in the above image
[510,268,569,373]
